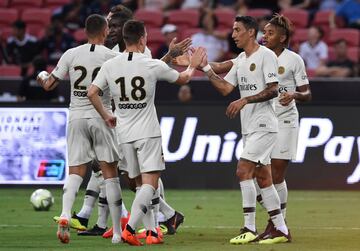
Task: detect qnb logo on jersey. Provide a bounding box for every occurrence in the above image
[118,102,147,109]
[160,117,360,184]
[73,91,87,97]
[239,84,257,91]
[279,87,288,93]
[73,90,104,97]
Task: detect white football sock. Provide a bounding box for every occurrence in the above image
[253,178,265,208]
[121,202,128,218]
[152,188,160,227]
[261,185,288,235]
[158,178,165,200]
[239,179,256,232]
[159,197,175,220]
[105,177,122,236]
[77,172,100,219]
[96,175,109,229]
[128,184,155,231]
[61,174,83,220]
[274,180,288,219]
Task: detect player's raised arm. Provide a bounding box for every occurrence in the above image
[201,53,235,96]
[161,37,192,64]
[37,71,59,91]
[174,47,205,85]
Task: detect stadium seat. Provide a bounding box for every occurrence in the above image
[147,28,165,56]
[246,8,272,18]
[306,69,316,78]
[9,0,43,14]
[0,8,18,29]
[0,27,13,42]
[134,9,163,28]
[44,0,70,11]
[0,65,21,77]
[329,28,359,47]
[313,10,331,27]
[0,0,9,7]
[167,9,200,30]
[281,9,309,28]
[22,8,51,38]
[73,29,87,44]
[328,46,360,63]
[214,8,236,30]
[292,28,308,44]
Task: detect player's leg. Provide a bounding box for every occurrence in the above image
[78,172,109,236]
[90,118,123,243]
[229,158,258,244]
[158,178,184,235]
[57,119,93,243]
[253,132,290,244]
[271,159,289,218]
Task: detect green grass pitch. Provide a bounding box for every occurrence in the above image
[1,188,360,251]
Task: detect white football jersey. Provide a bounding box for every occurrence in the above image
[112,44,152,58]
[225,45,279,134]
[276,48,309,128]
[52,44,119,121]
[93,52,180,143]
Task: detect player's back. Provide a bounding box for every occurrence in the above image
[52,43,118,120]
[101,51,179,143]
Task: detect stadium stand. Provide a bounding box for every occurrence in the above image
[134,9,163,28]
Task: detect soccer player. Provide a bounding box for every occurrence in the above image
[68,5,187,237]
[87,20,205,245]
[200,16,290,244]
[257,14,312,236]
[37,14,123,244]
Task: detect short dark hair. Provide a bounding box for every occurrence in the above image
[235,16,259,36]
[85,14,107,37]
[13,20,26,30]
[269,13,293,46]
[110,4,133,18]
[123,20,145,45]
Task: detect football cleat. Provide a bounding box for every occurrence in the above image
[121,226,143,246]
[159,211,184,235]
[53,212,87,231]
[258,228,292,244]
[145,230,163,245]
[77,224,107,236]
[159,224,168,235]
[253,219,275,242]
[229,227,258,244]
[57,218,70,244]
[137,226,163,239]
[102,214,130,239]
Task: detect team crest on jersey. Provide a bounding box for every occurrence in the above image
[249,63,256,71]
[278,66,285,75]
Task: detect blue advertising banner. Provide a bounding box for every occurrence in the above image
[0,108,68,184]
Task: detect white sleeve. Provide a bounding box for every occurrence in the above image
[51,49,71,80]
[263,51,278,84]
[294,55,309,87]
[224,63,238,87]
[155,60,180,83]
[92,64,108,90]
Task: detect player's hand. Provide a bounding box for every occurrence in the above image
[190,47,206,68]
[36,71,49,87]
[172,53,191,67]
[104,114,117,128]
[226,98,247,119]
[199,52,208,68]
[279,92,295,106]
[168,37,192,58]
